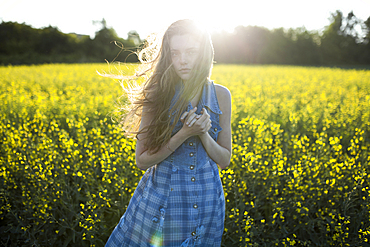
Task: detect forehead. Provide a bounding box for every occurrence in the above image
[169,34,200,50]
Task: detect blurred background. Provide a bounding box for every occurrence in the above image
[1,0,369,66]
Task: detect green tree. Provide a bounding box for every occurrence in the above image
[358,16,370,64]
[320,10,344,64]
[261,28,295,64]
[91,19,139,62]
[320,10,365,65]
[364,16,370,43]
[234,26,270,64]
[35,26,77,55]
[289,27,321,65]
[0,21,39,64]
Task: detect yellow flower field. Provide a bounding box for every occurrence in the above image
[0,64,369,246]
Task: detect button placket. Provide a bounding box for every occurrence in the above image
[186,137,199,224]
[189,137,196,171]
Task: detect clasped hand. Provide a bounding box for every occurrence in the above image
[180,107,211,137]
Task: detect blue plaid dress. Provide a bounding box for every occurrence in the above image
[106,81,225,247]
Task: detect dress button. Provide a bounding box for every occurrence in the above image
[191,231,196,236]
[214,127,218,131]
[189,152,194,157]
[191,177,195,182]
[189,142,193,146]
[152,216,159,223]
[193,204,198,209]
[190,165,195,170]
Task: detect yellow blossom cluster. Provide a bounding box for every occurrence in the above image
[0,64,142,246]
[213,65,370,246]
[0,64,369,246]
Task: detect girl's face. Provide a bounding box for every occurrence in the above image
[170,34,201,82]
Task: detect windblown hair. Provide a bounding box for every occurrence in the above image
[120,19,214,154]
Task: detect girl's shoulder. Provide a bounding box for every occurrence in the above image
[213,83,231,102]
[212,83,231,114]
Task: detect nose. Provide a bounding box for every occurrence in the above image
[180,53,188,64]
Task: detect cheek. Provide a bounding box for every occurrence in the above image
[189,56,198,67]
[171,56,178,66]
[172,60,180,70]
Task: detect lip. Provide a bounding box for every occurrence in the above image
[179,68,191,73]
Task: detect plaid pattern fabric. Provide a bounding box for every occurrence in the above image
[105,81,225,247]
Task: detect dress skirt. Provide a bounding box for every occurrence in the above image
[105,158,225,247]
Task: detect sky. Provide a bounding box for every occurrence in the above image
[1,0,370,39]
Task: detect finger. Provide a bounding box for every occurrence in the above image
[186,112,200,126]
[205,118,211,127]
[198,109,210,123]
[191,115,201,126]
[197,114,207,125]
[180,111,189,122]
[189,107,197,115]
[198,118,211,133]
[188,116,199,127]
[201,108,208,115]
[184,107,197,124]
[205,120,212,132]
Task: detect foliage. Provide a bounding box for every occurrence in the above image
[212,10,370,66]
[0,21,139,65]
[1,11,370,66]
[0,64,370,246]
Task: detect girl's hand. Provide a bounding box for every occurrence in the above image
[180,107,211,137]
[180,107,200,126]
[194,108,212,136]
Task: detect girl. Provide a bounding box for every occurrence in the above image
[106,19,232,247]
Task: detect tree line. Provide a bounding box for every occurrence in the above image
[0,19,140,65]
[212,10,370,66]
[1,11,370,66]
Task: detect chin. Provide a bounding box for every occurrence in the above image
[180,76,191,81]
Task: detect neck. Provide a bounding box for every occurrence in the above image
[190,85,203,108]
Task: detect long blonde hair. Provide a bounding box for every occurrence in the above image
[120,19,214,153]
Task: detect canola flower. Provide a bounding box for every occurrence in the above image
[0,64,369,246]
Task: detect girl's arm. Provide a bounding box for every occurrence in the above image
[199,85,232,169]
[136,84,232,170]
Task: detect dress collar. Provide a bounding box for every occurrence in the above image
[201,80,222,115]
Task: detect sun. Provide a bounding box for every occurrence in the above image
[191,16,236,35]
[163,0,244,35]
